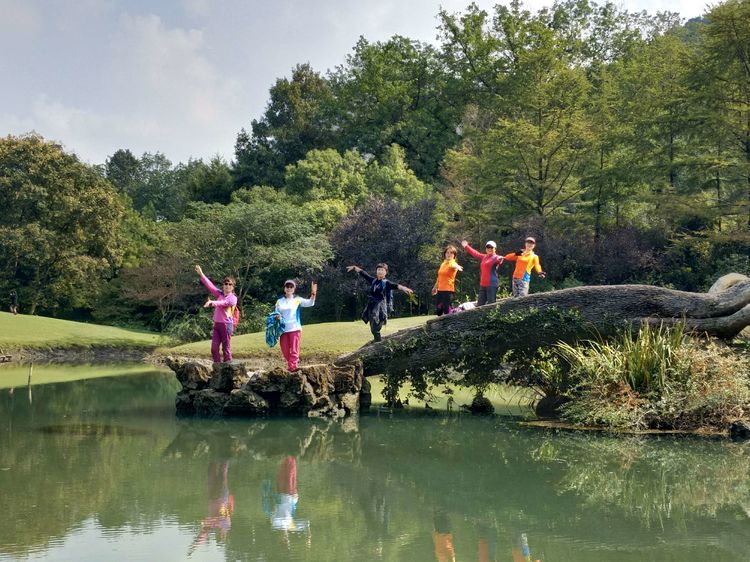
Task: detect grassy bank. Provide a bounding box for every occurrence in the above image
[164,315,434,359]
[0,363,168,389]
[0,312,166,350]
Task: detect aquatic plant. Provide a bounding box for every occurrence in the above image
[551,322,750,430]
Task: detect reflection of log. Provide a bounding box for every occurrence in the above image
[336,274,750,377]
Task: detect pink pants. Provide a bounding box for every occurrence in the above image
[279,330,301,371]
[211,322,232,363]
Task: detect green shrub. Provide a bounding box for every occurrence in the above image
[552,323,750,430]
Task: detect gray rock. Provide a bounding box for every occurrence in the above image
[192,389,229,417]
[224,389,269,416]
[330,363,362,393]
[730,420,750,440]
[167,357,211,390]
[338,392,360,415]
[175,390,195,415]
[360,377,372,410]
[167,358,366,419]
[708,273,749,294]
[210,362,247,392]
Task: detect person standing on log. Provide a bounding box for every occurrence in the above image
[503,237,546,297]
[347,264,413,342]
[460,240,504,306]
[432,245,463,316]
[274,279,317,372]
[195,265,238,363]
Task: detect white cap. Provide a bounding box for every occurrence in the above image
[485,240,496,248]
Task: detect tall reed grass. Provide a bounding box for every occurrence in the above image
[555,321,688,396]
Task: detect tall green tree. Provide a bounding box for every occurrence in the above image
[441,2,594,230]
[695,0,750,230]
[331,36,462,180]
[233,63,336,188]
[0,134,127,314]
[181,156,234,204]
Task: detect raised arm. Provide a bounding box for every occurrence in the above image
[299,282,317,307]
[195,265,222,298]
[461,240,484,260]
[347,265,374,283]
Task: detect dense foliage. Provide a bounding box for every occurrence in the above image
[1,0,749,341]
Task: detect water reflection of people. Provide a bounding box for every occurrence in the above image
[263,456,310,538]
[189,461,234,556]
[432,511,456,562]
[477,524,497,562]
[511,532,540,562]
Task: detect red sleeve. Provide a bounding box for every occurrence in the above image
[464,244,484,260]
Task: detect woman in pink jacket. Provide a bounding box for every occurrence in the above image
[195,265,238,363]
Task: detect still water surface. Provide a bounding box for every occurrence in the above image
[1,365,749,561]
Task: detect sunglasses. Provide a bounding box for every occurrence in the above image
[222,282,234,286]
[284,284,295,288]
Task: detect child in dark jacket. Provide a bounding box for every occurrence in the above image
[347,263,413,342]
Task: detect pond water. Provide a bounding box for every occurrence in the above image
[1,364,750,561]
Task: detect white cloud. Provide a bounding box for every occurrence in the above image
[182,0,211,18]
[0,0,711,166]
[0,0,42,39]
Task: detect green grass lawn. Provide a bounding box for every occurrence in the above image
[0,312,167,350]
[165,315,434,359]
[0,363,167,389]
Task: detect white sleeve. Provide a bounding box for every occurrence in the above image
[298,297,315,307]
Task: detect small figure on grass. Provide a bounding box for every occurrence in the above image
[9,290,18,315]
[347,263,413,342]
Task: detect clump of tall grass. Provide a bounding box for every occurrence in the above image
[550,322,750,431]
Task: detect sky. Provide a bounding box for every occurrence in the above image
[0,0,710,166]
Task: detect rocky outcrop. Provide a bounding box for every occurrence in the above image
[166,357,367,418]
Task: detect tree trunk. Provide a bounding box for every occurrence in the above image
[336,275,750,377]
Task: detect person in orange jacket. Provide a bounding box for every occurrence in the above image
[432,245,464,316]
[503,237,546,297]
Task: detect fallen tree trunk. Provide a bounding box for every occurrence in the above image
[335,274,750,378]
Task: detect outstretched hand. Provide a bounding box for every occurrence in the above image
[346,265,361,273]
[203,298,212,308]
[455,264,464,272]
[194,264,203,276]
[399,285,414,295]
[460,240,468,248]
[311,281,318,297]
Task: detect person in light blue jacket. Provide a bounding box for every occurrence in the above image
[274,279,317,371]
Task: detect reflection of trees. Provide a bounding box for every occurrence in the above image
[542,432,750,526]
[4,382,750,561]
[0,372,180,557]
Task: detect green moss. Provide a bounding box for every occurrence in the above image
[380,306,592,405]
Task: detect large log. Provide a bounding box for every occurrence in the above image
[335,274,750,377]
